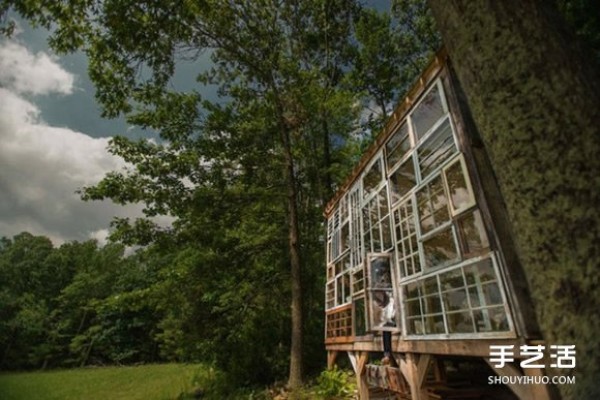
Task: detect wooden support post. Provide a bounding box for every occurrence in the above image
[485,360,532,400]
[327,351,339,370]
[416,354,431,389]
[485,360,556,400]
[352,351,369,400]
[432,357,447,384]
[398,353,430,400]
[348,351,357,372]
[523,368,557,400]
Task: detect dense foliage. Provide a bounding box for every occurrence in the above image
[0,0,438,387]
[2,0,597,395]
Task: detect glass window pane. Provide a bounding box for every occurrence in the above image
[407,317,424,335]
[417,118,457,179]
[422,295,443,314]
[370,290,397,330]
[416,174,450,234]
[474,306,509,332]
[353,268,365,293]
[406,299,421,317]
[424,314,445,334]
[468,286,481,307]
[386,123,411,168]
[440,268,465,291]
[340,196,348,221]
[354,297,367,336]
[411,84,445,140]
[371,225,381,251]
[423,276,439,296]
[405,282,422,299]
[464,259,496,285]
[341,222,350,252]
[482,282,503,306]
[370,256,392,289]
[337,274,351,305]
[458,210,490,257]
[447,311,474,333]
[335,260,343,275]
[406,257,415,276]
[363,230,371,253]
[326,281,335,309]
[363,158,383,197]
[390,158,416,204]
[443,288,468,312]
[445,158,473,212]
[423,227,459,269]
[378,187,389,218]
[381,217,392,250]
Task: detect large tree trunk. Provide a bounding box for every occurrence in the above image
[427,2,600,398]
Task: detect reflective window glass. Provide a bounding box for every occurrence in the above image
[422,226,459,270]
[354,296,367,336]
[417,118,457,179]
[363,158,383,197]
[416,174,450,234]
[445,158,474,213]
[411,84,445,140]
[370,256,393,289]
[458,210,490,257]
[390,158,416,204]
[447,311,474,333]
[424,314,445,334]
[386,123,411,169]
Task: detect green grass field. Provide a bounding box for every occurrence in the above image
[0,364,208,400]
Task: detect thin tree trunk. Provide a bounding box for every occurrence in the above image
[273,94,304,389]
[321,117,333,204]
[282,128,303,390]
[427,2,600,398]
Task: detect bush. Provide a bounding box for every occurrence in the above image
[315,366,356,399]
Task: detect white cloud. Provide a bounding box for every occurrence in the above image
[0,39,146,245]
[0,40,74,95]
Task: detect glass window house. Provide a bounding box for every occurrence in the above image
[324,50,545,400]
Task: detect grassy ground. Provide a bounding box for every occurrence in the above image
[0,363,358,400]
[0,363,207,400]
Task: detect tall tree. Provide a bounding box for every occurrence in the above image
[427,1,600,398]
[0,0,360,387]
[1,0,439,387]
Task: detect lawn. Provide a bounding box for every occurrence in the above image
[0,363,207,400]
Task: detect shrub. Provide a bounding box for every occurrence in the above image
[315,366,356,399]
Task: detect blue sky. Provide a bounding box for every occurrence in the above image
[0,20,173,244]
[0,1,390,245]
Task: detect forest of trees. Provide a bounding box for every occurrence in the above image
[0,0,440,388]
[0,0,599,398]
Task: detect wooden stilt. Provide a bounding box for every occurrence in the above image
[398,353,429,400]
[348,351,357,372]
[327,351,339,369]
[432,357,447,384]
[354,351,370,400]
[523,367,557,400]
[484,360,561,400]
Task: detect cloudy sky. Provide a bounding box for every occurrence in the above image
[0,22,199,246]
[1,2,388,246]
[0,34,132,245]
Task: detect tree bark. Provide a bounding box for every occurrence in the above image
[427,2,600,398]
[274,97,304,389]
[283,128,304,390]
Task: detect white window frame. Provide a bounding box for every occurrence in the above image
[408,79,450,146]
[441,154,476,216]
